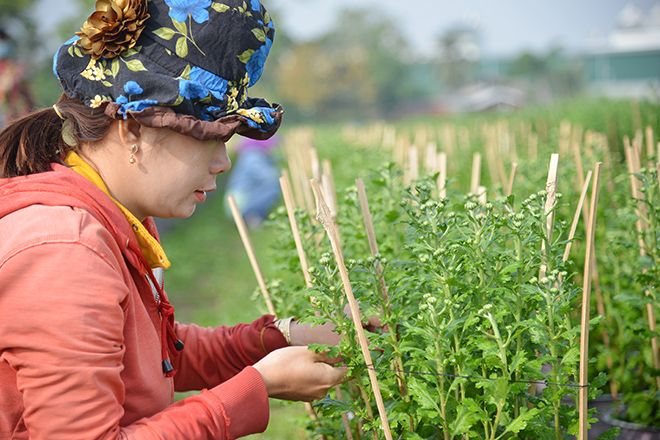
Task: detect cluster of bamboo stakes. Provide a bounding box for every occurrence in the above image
[226,119,659,439]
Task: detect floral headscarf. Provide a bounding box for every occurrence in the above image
[53,0,282,142]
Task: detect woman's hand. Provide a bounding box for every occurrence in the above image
[253,346,348,401]
[288,307,382,347]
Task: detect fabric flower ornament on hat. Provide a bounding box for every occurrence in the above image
[76,0,150,60]
[54,0,283,142]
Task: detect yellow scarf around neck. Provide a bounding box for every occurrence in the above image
[65,151,171,269]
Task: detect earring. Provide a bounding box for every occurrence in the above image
[129,144,138,164]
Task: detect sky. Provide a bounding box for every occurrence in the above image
[268,0,659,57]
[35,0,659,58]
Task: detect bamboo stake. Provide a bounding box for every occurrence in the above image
[287,154,305,209]
[539,153,560,280]
[310,147,321,182]
[572,140,587,222]
[437,152,447,200]
[425,141,437,175]
[322,158,338,219]
[571,139,611,391]
[528,132,538,161]
[356,179,408,400]
[470,152,481,194]
[226,195,276,316]
[483,125,500,189]
[562,171,593,263]
[561,166,617,399]
[300,152,317,216]
[646,125,654,160]
[279,176,311,286]
[408,146,419,183]
[506,162,517,197]
[279,176,352,440]
[579,162,602,440]
[311,179,394,440]
[477,185,487,206]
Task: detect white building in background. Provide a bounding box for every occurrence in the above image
[586,2,660,99]
[608,2,660,52]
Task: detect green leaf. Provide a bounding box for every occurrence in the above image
[74,46,83,57]
[171,94,184,106]
[312,395,352,415]
[153,27,176,40]
[176,37,189,58]
[408,377,442,414]
[172,18,187,35]
[101,81,113,87]
[561,345,580,366]
[460,397,489,422]
[211,2,229,12]
[121,48,139,58]
[595,427,621,439]
[509,350,527,372]
[111,58,119,77]
[504,407,540,434]
[237,49,254,64]
[180,64,191,80]
[124,59,147,72]
[67,45,74,57]
[251,28,266,42]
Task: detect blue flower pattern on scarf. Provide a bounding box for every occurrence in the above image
[179,79,207,100]
[165,0,212,24]
[124,81,143,96]
[246,37,271,87]
[115,81,158,115]
[190,67,227,99]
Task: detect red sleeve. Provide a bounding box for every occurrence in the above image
[122,367,270,439]
[172,315,289,392]
[0,206,273,440]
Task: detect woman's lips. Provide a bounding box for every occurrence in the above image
[194,190,207,203]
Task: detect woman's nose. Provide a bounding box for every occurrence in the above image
[210,144,231,175]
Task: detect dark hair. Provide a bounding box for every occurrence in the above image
[0,93,114,178]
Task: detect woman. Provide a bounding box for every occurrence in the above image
[0,0,350,438]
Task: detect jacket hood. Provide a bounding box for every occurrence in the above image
[0,164,183,375]
[0,164,156,270]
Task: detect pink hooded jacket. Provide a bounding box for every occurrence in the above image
[0,164,288,439]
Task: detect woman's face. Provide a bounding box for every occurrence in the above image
[122,128,231,220]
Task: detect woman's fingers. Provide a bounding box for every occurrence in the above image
[253,346,350,402]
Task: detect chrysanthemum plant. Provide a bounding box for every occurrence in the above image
[261,162,620,440]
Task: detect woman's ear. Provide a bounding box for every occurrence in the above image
[117,118,142,146]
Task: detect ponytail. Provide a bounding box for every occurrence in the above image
[0,93,113,178]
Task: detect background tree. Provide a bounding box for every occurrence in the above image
[433,25,481,91]
[507,46,585,104]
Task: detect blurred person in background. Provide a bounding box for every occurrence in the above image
[0,28,34,129]
[0,0,362,438]
[224,135,281,228]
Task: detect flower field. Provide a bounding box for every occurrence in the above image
[165,97,660,439]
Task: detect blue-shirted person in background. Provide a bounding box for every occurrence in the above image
[224,135,281,228]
